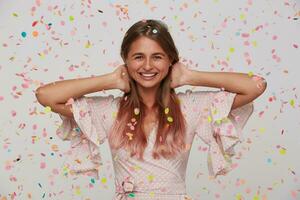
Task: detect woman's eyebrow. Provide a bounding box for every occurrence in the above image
[131,52,166,57]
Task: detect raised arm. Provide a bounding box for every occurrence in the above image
[170,62,267,110]
[35,64,130,118]
[35,73,116,118]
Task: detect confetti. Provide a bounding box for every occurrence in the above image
[44,106,51,113]
[32,31,38,37]
[21,32,27,38]
[69,15,74,21]
[164,107,169,114]
[167,116,173,122]
[126,132,133,140]
[134,108,140,115]
[32,20,38,27]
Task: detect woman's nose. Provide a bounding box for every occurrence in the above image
[143,59,153,70]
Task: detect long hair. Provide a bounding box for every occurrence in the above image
[108,19,187,160]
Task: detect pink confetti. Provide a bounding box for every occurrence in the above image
[241,33,250,38]
[40,162,46,169]
[21,82,29,88]
[11,110,17,117]
[36,0,41,6]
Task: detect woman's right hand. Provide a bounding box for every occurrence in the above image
[113,64,131,93]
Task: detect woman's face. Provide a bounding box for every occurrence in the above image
[125,36,171,91]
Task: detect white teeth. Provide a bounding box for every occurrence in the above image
[140,73,157,77]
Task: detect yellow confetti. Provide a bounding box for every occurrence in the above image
[207,116,212,123]
[240,13,246,20]
[164,107,169,114]
[167,116,173,122]
[133,165,141,171]
[252,40,257,47]
[38,52,45,59]
[279,148,286,155]
[12,13,18,17]
[253,195,260,200]
[75,187,81,195]
[216,119,221,125]
[229,47,235,53]
[101,177,107,184]
[44,106,51,113]
[248,71,254,77]
[112,111,117,118]
[147,174,154,182]
[235,193,243,200]
[85,40,91,48]
[258,127,266,133]
[149,191,155,197]
[290,99,295,107]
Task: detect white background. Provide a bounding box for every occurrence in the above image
[0,0,299,199]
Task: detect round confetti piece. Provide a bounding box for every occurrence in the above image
[248,71,254,77]
[44,106,51,113]
[69,15,74,21]
[167,116,173,122]
[164,107,169,114]
[101,177,107,184]
[279,148,286,155]
[32,31,38,37]
[134,108,140,115]
[152,28,158,34]
[131,118,136,122]
[21,32,27,38]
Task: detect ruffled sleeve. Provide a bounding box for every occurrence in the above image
[56,94,117,180]
[192,90,254,178]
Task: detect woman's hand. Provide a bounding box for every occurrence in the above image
[113,64,131,93]
[169,62,191,89]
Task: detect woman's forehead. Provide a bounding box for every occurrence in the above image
[128,37,166,55]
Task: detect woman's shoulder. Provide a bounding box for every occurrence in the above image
[176,89,211,103]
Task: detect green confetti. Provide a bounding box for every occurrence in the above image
[69,15,74,21]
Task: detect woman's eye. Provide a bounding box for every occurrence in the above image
[154,56,162,59]
[135,56,142,59]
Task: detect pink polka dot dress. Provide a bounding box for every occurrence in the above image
[56,89,254,200]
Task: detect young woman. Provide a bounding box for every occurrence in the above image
[36,19,267,200]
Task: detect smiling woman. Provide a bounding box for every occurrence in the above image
[125,36,172,91]
[36,19,265,200]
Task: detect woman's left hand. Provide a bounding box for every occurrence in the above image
[169,62,191,89]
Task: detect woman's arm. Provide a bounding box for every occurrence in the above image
[35,72,117,118]
[170,62,267,110]
[185,70,267,109]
